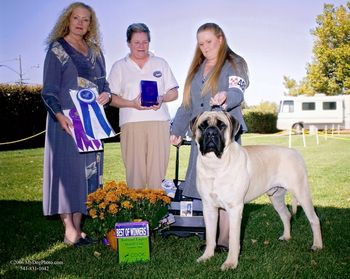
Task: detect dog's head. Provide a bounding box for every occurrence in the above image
[191,111,240,158]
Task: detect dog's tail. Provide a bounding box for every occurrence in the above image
[291,196,298,215]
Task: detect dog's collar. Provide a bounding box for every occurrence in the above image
[210,105,224,112]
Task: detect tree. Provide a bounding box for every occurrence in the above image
[307,2,350,95]
[283,76,298,96]
[244,101,278,114]
[283,76,314,96]
[283,2,350,95]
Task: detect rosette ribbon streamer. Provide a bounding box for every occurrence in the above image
[69,108,101,151]
[77,89,112,139]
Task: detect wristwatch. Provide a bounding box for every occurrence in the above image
[106,92,112,105]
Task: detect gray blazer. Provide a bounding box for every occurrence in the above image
[171,60,247,198]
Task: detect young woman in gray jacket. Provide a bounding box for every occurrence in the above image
[170,22,249,251]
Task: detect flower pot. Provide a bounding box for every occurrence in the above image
[106,229,117,251]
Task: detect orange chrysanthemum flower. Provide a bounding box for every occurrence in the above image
[86,180,170,237]
[108,203,118,214]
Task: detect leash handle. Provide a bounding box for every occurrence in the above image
[174,139,191,187]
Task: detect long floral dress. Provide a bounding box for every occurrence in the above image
[41,38,110,215]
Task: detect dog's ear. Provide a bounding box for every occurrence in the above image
[227,114,241,138]
[190,115,200,137]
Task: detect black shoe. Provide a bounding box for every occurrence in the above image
[215,245,229,253]
[199,244,229,253]
[74,237,91,247]
[64,237,90,247]
[82,235,97,244]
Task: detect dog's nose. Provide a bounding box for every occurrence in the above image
[206,127,218,138]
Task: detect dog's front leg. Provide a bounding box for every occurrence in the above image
[221,203,244,271]
[197,202,218,263]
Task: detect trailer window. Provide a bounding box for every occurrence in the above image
[281,100,294,113]
[302,102,315,110]
[323,102,337,110]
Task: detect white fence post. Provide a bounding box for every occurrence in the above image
[289,129,292,148]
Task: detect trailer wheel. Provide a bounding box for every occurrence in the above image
[292,123,304,134]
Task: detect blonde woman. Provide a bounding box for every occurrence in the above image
[170,23,249,251]
[41,2,111,247]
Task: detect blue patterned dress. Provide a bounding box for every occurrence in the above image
[41,38,110,215]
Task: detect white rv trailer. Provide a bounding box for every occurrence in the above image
[277,94,350,131]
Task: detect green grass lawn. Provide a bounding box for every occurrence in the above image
[0,133,349,278]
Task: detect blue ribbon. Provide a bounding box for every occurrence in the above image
[77,89,112,139]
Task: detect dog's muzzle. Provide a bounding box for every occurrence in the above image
[199,126,225,158]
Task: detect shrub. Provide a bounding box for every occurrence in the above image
[243,111,278,134]
[0,84,46,150]
[0,83,120,150]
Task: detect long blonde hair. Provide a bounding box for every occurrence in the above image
[45,2,102,54]
[182,23,249,107]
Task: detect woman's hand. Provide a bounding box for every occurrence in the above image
[56,112,73,136]
[97,91,112,106]
[150,95,164,111]
[210,91,227,109]
[132,94,153,110]
[170,135,182,146]
[109,93,153,110]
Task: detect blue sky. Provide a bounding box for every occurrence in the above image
[0,0,347,116]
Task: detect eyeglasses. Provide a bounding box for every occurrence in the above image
[130,41,149,47]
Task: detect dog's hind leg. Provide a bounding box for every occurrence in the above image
[291,187,323,250]
[197,203,218,263]
[268,188,292,241]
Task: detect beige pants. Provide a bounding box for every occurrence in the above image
[120,121,170,189]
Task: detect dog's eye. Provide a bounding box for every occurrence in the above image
[217,120,227,131]
[199,121,209,131]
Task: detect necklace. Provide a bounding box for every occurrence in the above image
[202,63,215,83]
[65,35,88,56]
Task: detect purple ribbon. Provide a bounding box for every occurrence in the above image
[69,108,101,151]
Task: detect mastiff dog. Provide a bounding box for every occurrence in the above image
[192,110,323,271]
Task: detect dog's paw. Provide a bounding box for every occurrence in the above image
[311,244,323,251]
[278,235,291,241]
[220,260,238,271]
[197,253,214,263]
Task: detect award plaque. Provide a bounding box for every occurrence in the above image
[140,80,158,107]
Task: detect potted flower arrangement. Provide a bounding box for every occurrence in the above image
[86,180,171,241]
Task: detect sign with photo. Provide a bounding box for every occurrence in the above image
[115,221,150,263]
